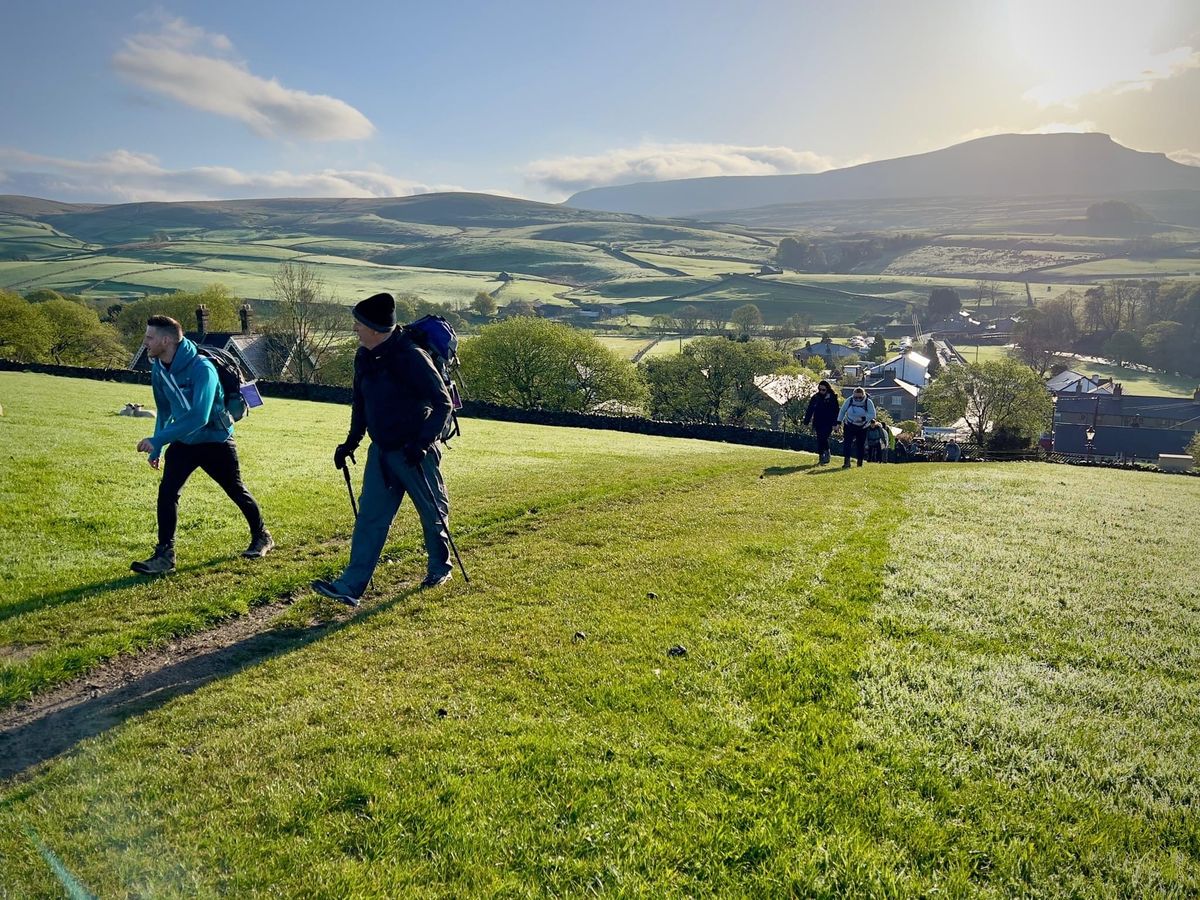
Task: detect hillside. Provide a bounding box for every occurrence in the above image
[1,372,1198,895]
[566,133,1200,218]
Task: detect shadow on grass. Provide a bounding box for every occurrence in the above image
[760,464,818,478]
[0,583,427,782]
[0,556,235,625]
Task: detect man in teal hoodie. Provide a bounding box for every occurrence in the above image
[131,315,272,575]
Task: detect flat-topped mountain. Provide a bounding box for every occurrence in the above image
[565,133,1200,218]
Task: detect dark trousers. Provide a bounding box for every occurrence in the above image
[867,444,885,462]
[158,440,264,548]
[842,423,867,464]
[815,428,833,459]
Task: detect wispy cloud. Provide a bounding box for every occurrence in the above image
[524,142,835,198]
[112,15,374,141]
[0,148,454,203]
[1167,149,1200,167]
[1024,45,1200,109]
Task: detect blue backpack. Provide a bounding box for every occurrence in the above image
[403,314,463,441]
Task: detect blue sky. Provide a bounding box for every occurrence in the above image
[2,0,1199,204]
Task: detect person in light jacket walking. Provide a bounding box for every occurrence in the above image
[837,386,876,468]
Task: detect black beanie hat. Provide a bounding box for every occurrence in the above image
[353,292,396,332]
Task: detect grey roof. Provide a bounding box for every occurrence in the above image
[1056,394,1200,423]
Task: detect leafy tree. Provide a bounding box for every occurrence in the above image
[651,314,677,336]
[459,318,645,413]
[1141,321,1189,370]
[23,288,67,304]
[922,339,943,378]
[1188,432,1200,467]
[1012,299,1078,376]
[869,334,887,361]
[927,287,961,320]
[674,305,702,335]
[642,337,791,426]
[0,291,52,361]
[470,292,497,317]
[730,303,763,336]
[316,338,358,387]
[115,285,241,349]
[504,299,538,318]
[1102,330,1143,367]
[920,358,1052,448]
[37,298,127,366]
[264,262,344,384]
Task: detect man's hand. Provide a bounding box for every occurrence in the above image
[149,456,160,470]
[402,442,427,467]
[334,443,357,470]
[137,438,155,454]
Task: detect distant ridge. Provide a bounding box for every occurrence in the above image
[565,133,1200,218]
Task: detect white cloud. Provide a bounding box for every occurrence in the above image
[1023,45,1200,109]
[0,148,456,203]
[524,142,835,197]
[113,16,374,141]
[1167,149,1200,167]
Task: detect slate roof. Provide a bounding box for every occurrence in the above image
[1053,423,1194,459]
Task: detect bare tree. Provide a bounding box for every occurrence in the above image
[266,262,345,384]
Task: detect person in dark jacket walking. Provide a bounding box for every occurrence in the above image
[837,386,876,469]
[802,379,840,465]
[132,315,272,575]
[311,292,454,607]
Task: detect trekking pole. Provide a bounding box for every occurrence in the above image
[340,454,358,518]
[415,464,469,583]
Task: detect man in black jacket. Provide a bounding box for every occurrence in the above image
[312,292,454,606]
[802,379,840,465]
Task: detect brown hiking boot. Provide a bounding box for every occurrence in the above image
[131,545,175,575]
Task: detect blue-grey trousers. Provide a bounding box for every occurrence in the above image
[333,442,451,596]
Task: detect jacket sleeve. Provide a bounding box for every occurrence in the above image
[836,398,850,424]
[404,348,453,448]
[344,362,367,450]
[802,395,815,426]
[147,362,218,453]
[866,399,877,420]
[148,371,170,461]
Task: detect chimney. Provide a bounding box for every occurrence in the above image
[239,303,253,335]
[195,305,209,339]
[1114,383,1123,397]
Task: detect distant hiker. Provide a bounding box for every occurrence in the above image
[865,419,889,463]
[802,379,840,465]
[132,315,272,575]
[837,386,876,469]
[312,292,454,607]
[945,440,962,462]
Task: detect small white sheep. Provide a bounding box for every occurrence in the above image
[120,403,156,418]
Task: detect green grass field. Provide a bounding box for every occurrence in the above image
[1,373,1199,896]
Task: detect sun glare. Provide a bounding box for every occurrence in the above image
[1005,0,1199,107]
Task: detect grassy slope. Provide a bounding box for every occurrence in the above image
[2,373,1199,895]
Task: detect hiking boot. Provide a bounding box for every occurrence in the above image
[857,460,863,468]
[820,452,830,465]
[242,530,275,559]
[311,578,361,608]
[419,571,453,591]
[842,460,852,469]
[131,544,175,575]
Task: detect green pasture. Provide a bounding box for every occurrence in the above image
[1045,258,1200,278]
[2,372,1198,895]
[623,250,763,277]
